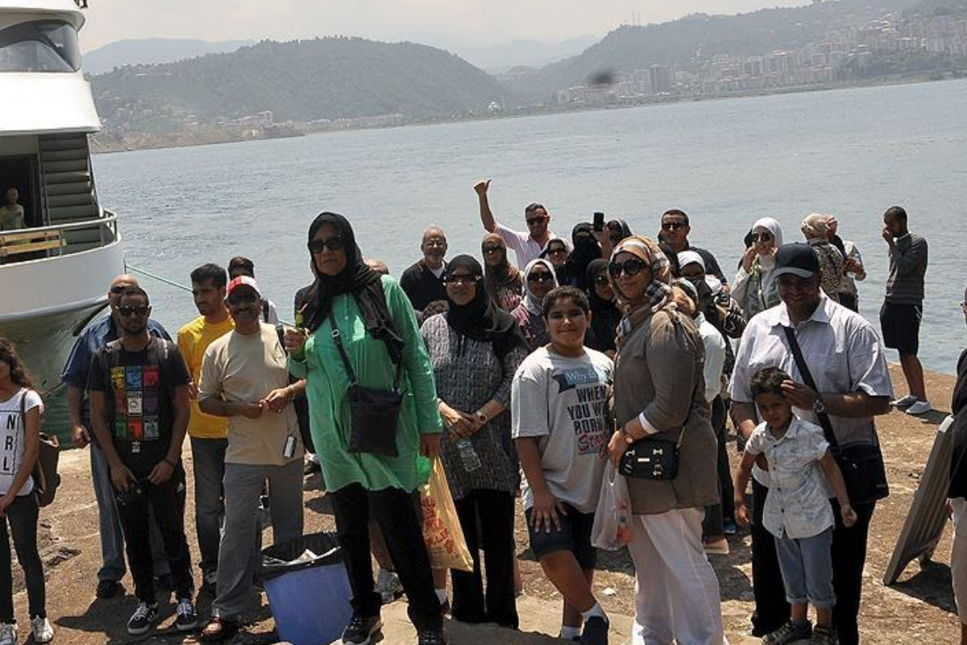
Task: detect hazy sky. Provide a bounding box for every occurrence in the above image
[80,0,808,51]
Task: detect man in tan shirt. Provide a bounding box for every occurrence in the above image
[197,276,305,642]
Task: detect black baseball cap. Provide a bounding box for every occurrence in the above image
[772,243,820,279]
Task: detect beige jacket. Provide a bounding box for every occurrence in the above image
[612,305,720,515]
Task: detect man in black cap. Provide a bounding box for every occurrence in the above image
[728,243,893,645]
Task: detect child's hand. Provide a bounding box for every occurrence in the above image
[735,502,751,529]
[841,504,857,528]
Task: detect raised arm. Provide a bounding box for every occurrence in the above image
[474,179,497,233]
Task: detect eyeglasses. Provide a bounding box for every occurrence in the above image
[608,258,648,278]
[751,232,773,242]
[547,246,568,255]
[118,305,149,318]
[526,216,548,226]
[443,274,478,286]
[594,275,610,286]
[661,221,686,231]
[307,236,345,253]
[527,271,553,284]
[482,245,502,254]
[227,293,259,306]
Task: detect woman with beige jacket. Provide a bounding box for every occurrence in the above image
[605,235,727,645]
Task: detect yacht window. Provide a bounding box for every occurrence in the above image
[0,20,80,73]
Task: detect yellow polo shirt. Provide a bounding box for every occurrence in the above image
[177,315,234,439]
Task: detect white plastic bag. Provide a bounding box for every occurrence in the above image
[591,462,633,550]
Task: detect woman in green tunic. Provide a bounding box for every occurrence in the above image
[286,212,446,645]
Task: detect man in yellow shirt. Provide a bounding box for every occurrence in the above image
[177,264,234,596]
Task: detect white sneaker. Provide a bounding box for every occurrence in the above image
[0,623,16,645]
[891,394,918,408]
[906,400,933,415]
[31,616,54,643]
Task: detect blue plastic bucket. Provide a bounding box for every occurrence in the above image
[261,533,352,645]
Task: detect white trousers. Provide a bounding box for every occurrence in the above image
[627,507,728,645]
[951,497,967,624]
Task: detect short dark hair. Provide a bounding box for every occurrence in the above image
[884,205,907,223]
[661,209,690,226]
[525,203,547,217]
[119,286,150,305]
[228,256,255,277]
[750,366,790,398]
[190,263,227,288]
[542,286,590,318]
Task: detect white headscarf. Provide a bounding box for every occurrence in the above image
[521,258,559,316]
[677,250,705,272]
[752,217,783,248]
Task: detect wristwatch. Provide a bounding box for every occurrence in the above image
[475,411,488,425]
[620,425,636,444]
[812,394,827,415]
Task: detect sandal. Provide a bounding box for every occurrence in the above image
[199,616,239,643]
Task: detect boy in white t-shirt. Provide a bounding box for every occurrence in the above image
[734,367,857,645]
[512,287,613,645]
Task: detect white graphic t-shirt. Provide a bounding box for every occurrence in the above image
[512,347,613,513]
[0,388,43,496]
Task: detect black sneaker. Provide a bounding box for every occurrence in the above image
[808,625,837,645]
[580,616,609,645]
[416,626,448,645]
[96,579,122,599]
[175,597,198,632]
[126,601,159,636]
[763,620,812,645]
[341,613,382,645]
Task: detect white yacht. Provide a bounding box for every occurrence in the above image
[0,0,123,392]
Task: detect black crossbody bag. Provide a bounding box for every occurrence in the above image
[329,311,403,457]
[782,326,889,504]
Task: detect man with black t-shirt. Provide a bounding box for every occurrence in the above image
[88,287,197,637]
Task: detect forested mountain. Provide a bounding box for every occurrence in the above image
[91,37,510,131]
[84,38,255,75]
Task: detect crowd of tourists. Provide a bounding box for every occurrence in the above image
[0,178,945,645]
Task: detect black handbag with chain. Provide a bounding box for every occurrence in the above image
[782,326,889,504]
[329,311,403,457]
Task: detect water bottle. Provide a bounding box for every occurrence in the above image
[456,438,482,472]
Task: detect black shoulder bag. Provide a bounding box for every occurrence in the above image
[782,326,889,504]
[329,311,403,457]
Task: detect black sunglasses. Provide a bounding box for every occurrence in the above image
[307,236,345,253]
[546,246,568,255]
[608,258,647,277]
[594,275,610,285]
[527,271,553,283]
[751,232,773,242]
[444,274,479,286]
[118,305,149,317]
[482,245,502,254]
[661,221,686,231]
[526,216,548,226]
[227,293,259,306]
[109,285,127,294]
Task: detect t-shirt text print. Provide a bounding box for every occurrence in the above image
[111,364,162,450]
[556,367,610,456]
[0,388,42,496]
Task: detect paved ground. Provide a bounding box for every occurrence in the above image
[13,364,960,644]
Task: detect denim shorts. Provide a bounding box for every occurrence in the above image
[775,527,835,609]
[524,503,597,570]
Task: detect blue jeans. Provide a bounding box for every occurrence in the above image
[190,437,228,575]
[90,442,170,582]
[775,527,835,609]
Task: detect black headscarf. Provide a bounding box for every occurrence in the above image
[302,212,403,362]
[444,255,526,360]
[565,223,602,291]
[607,219,633,243]
[585,259,621,354]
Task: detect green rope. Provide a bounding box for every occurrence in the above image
[125,262,292,326]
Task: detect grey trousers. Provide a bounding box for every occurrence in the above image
[190,437,228,575]
[212,460,304,621]
[90,442,170,582]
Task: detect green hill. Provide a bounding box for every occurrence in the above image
[91,37,510,132]
[507,0,924,100]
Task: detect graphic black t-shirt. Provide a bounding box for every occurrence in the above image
[87,337,190,473]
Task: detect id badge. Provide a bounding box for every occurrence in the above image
[283,435,296,459]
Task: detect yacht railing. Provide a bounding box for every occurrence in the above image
[0,209,118,264]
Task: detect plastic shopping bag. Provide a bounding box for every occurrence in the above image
[420,457,474,572]
[591,462,633,550]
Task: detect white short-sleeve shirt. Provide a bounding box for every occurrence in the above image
[494,222,554,268]
[0,388,43,496]
[745,417,834,539]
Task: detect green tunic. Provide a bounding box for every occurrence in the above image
[288,275,440,493]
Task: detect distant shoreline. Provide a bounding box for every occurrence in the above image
[91,72,960,155]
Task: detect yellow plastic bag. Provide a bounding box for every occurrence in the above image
[420,457,473,572]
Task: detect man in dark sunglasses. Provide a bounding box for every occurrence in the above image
[401,227,449,312]
[60,275,174,601]
[88,287,197,635]
[475,178,556,267]
[658,209,728,287]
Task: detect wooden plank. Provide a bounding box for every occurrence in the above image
[883,415,956,586]
[0,230,60,244]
